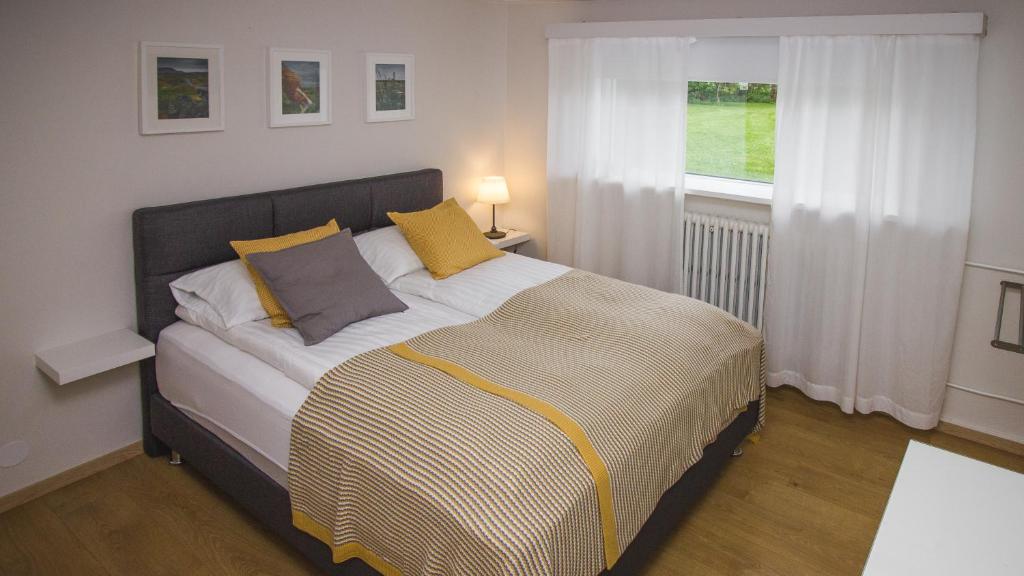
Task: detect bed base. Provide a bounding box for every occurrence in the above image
[150,392,759,575]
[135,169,761,575]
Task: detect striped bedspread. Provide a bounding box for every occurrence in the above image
[289,270,765,576]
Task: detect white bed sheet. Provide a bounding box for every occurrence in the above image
[178,290,475,389]
[157,321,305,486]
[389,253,570,318]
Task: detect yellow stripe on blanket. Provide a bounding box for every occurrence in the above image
[292,510,402,575]
[388,342,622,569]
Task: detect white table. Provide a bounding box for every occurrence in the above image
[488,229,530,252]
[863,440,1024,575]
[35,329,155,385]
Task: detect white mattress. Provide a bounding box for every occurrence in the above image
[157,321,305,486]
[389,253,569,317]
[178,290,475,388]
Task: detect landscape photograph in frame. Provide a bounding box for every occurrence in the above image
[365,53,414,122]
[140,42,224,135]
[269,48,331,127]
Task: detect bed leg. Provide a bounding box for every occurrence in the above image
[731,446,744,457]
[168,450,183,465]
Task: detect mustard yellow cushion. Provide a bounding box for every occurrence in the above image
[230,219,340,327]
[388,199,504,280]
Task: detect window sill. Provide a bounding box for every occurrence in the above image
[685,174,773,206]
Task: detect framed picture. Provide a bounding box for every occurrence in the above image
[139,42,224,135]
[365,53,415,122]
[268,48,331,128]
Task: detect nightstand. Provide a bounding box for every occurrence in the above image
[488,230,530,253]
[35,329,155,386]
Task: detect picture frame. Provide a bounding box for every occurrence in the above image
[139,42,224,135]
[365,53,415,122]
[268,48,331,128]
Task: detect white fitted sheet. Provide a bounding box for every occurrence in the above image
[389,253,570,318]
[177,290,475,388]
[157,321,306,486]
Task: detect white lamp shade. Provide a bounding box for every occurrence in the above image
[477,176,510,205]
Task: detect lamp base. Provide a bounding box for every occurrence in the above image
[484,229,507,240]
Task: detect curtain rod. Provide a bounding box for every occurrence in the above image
[546,13,985,40]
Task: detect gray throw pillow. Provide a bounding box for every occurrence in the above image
[247,229,408,346]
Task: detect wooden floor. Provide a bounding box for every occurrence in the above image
[2,386,1022,576]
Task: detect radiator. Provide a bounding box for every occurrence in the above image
[681,212,770,330]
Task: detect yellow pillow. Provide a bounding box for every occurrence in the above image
[230,219,340,327]
[388,199,504,279]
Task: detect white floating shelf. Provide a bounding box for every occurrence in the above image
[488,229,530,250]
[35,329,155,386]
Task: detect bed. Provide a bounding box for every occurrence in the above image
[133,168,763,575]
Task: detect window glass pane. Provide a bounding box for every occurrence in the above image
[686,81,777,183]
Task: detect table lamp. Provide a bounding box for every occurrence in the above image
[478,176,510,239]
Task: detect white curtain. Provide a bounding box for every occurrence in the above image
[547,37,690,292]
[766,35,980,428]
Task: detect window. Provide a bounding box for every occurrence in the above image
[684,36,778,204]
[686,81,777,186]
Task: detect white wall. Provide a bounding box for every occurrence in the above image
[0,0,508,498]
[505,0,1024,442]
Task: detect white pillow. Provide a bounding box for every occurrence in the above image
[174,304,232,337]
[353,225,425,284]
[170,259,267,330]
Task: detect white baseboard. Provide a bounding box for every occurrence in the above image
[941,383,1024,446]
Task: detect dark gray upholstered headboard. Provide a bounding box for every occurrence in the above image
[132,168,443,455]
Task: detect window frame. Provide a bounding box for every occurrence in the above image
[684,173,773,206]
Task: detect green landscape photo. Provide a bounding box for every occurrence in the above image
[157,57,209,120]
[375,63,406,111]
[281,61,320,115]
[686,82,777,183]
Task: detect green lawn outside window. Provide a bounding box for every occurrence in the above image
[686,82,777,184]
